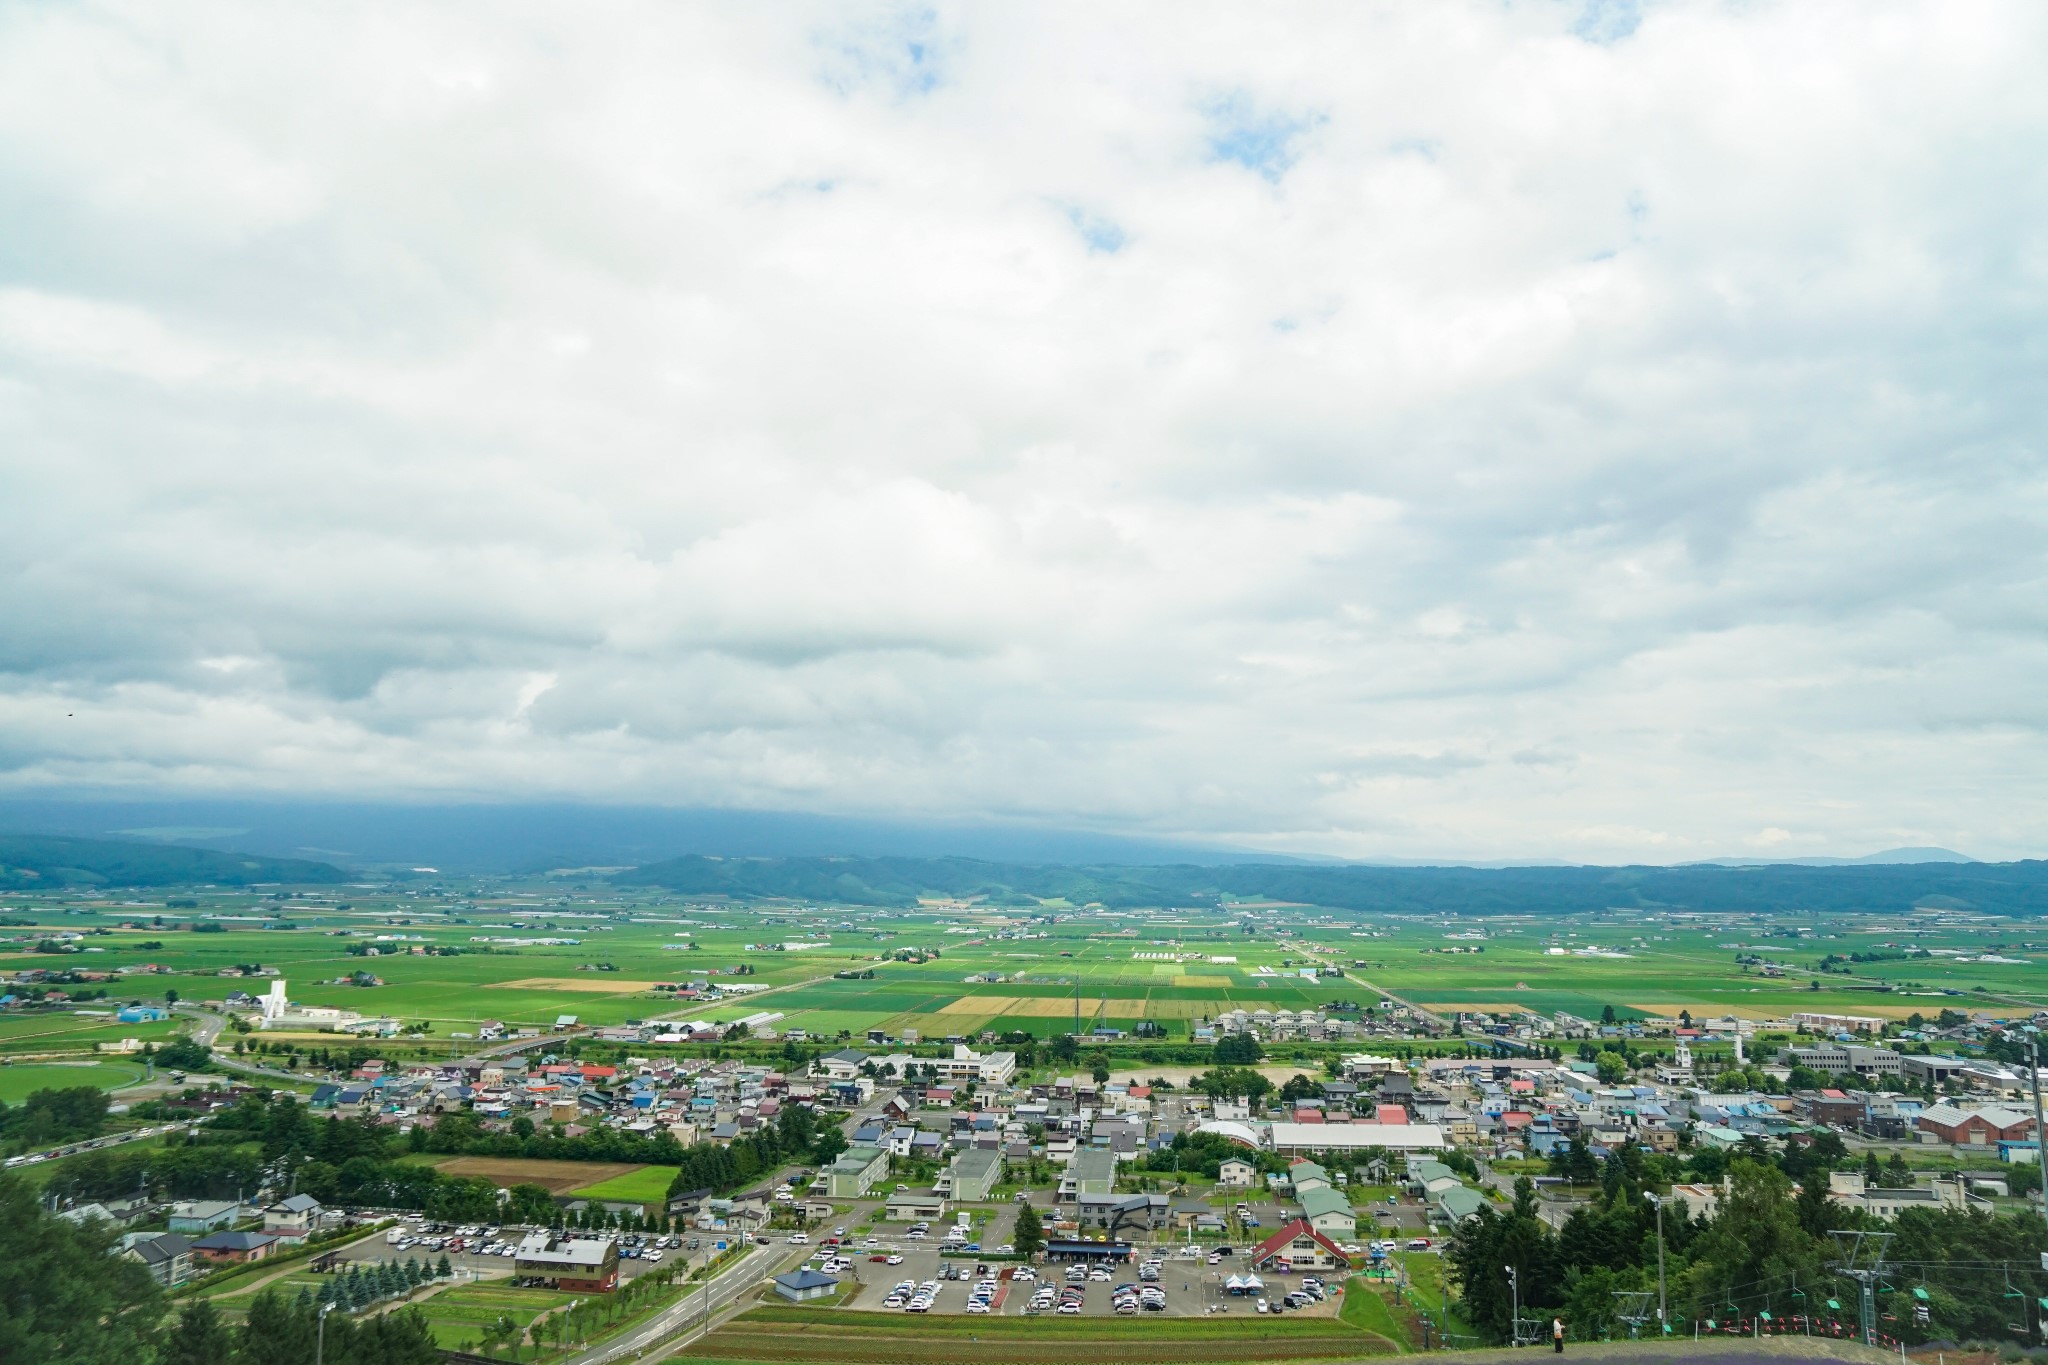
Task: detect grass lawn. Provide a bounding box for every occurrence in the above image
[568,1164,679,1204]
[0,1059,148,1101]
[1341,1278,1410,1346]
[415,1281,577,1351]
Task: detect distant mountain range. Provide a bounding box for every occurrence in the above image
[615,852,2048,916]
[0,798,1285,873]
[1684,846,1979,868]
[0,833,348,890]
[1,804,2038,917]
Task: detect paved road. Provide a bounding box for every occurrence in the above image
[0,1117,199,1170]
[570,1241,812,1365]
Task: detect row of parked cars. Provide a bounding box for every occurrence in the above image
[1257,1276,1331,1314]
[881,1277,943,1312]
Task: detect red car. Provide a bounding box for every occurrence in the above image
[870,1254,889,1262]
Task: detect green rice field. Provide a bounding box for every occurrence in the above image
[571,1165,681,1204]
[2,878,2040,1051]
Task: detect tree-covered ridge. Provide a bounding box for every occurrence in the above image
[1449,1151,2048,1347]
[0,833,347,888]
[614,852,2048,915]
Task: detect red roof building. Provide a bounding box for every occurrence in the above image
[1249,1219,1350,1271]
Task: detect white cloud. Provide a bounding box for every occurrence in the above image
[1,0,2045,861]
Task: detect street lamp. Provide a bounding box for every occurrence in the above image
[1644,1193,1667,1333]
[315,1303,335,1365]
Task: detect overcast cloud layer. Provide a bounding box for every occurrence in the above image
[2,1,2045,863]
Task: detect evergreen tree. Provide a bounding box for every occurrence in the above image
[161,1296,236,1365]
[1013,1201,1045,1256]
[0,1173,165,1364]
[241,1289,318,1362]
[436,1253,453,1279]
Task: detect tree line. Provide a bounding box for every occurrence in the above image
[1449,1151,2048,1347]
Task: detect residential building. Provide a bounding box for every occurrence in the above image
[262,1194,326,1244]
[166,1200,242,1233]
[514,1232,620,1293]
[884,1191,948,1222]
[118,1232,195,1287]
[1058,1149,1119,1203]
[189,1230,279,1265]
[1218,1158,1257,1188]
[825,1144,889,1198]
[939,1146,1004,1202]
[1298,1185,1357,1238]
[1287,1160,1333,1195]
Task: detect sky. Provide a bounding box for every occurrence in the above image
[1,1,2045,864]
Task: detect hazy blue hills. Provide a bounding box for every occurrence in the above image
[0,834,348,889]
[1685,846,1978,867]
[614,853,2048,915]
[0,799,1277,873]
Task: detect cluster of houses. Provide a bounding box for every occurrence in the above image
[60,1194,342,1288]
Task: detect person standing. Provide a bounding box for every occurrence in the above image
[1553,1317,1565,1352]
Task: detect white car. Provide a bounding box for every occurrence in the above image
[965,1300,990,1314]
[643,1249,664,1263]
[886,1254,904,1265]
[787,1233,809,1244]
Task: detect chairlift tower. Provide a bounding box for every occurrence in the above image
[1613,1290,1657,1338]
[1828,1229,1895,1348]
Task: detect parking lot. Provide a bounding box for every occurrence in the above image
[804,1233,1343,1319]
[337,1218,725,1285]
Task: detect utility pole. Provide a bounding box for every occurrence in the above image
[315,1303,335,1365]
[1646,1192,1667,1332]
[2028,1038,2047,1233]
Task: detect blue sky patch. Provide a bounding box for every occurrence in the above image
[816,7,951,100]
[1061,204,1127,254]
[1572,0,1644,45]
[1200,92,1324,183]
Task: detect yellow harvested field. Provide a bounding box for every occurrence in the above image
[1178,975,1232,988]
[932,994,1108,1018]
[499,977,668,993]
[1142,998,1217,1019]
[1632,1001,1930,1021]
